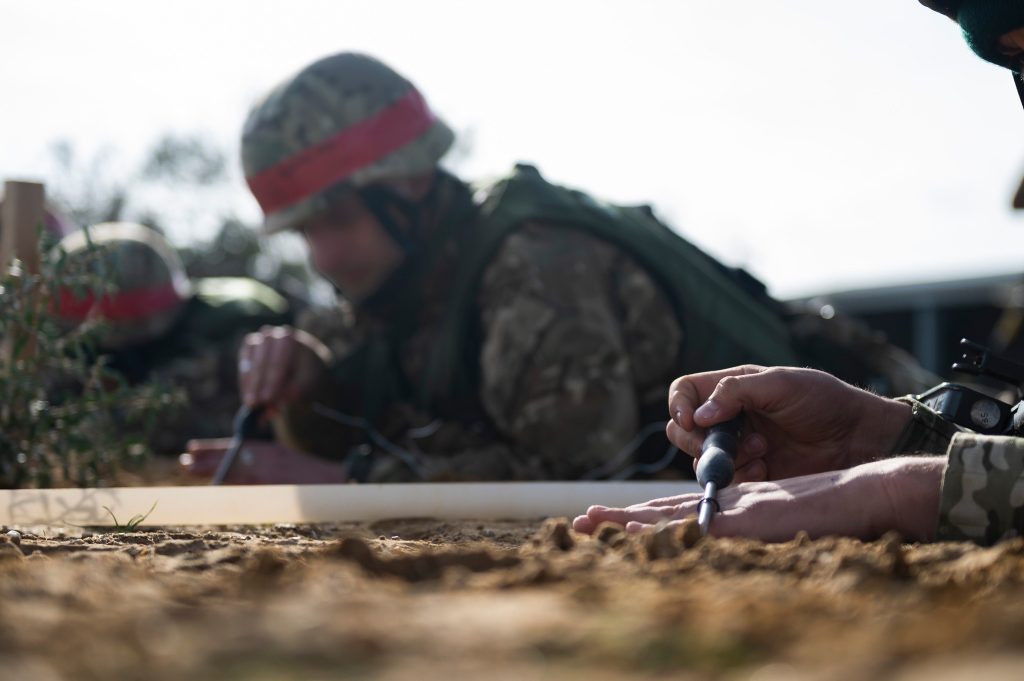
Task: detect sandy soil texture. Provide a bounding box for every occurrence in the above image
[1,518,1023,681]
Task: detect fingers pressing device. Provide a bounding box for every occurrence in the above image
[695,415,744,536]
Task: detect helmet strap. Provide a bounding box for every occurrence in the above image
[353,171,469,316]
[356,185,423,256]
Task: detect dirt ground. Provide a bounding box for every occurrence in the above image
[2,517,1024,681]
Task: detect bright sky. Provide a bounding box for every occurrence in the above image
[3,0,1022,299]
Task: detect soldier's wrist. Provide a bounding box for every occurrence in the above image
[854,395,913,465]
[872,456,944,542]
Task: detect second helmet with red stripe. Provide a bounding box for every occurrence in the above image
[241,52,455,235]
[53,222,192,349]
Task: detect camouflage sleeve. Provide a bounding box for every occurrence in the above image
[889,396,964,456]
[475,222,682,480]
[937,433,1024,544]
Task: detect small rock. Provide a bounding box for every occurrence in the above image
[675,518,702,549]
[643,522,681,560]
[879,531,911,578]
[534,518,575,552]
[6,530,21,546]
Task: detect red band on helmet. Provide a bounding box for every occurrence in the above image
[55,283,183,322]
[246,88,437,216]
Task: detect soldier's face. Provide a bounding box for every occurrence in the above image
[299,193,405,302]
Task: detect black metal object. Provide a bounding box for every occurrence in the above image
[210,405,266,485]
[696,415,744,536]
[916,339,1024,435]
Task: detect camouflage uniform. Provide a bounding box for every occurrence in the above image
[55,224,292,455]
[243,53,933,483]
[889,397,1024,545]
[289,197,684,481]
[282,167,930,483]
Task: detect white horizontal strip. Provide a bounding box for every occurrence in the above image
[0,482,701,527]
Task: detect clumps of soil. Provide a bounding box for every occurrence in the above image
[325,535,521,582]
[527,518,575,551]
[640,519,702,560]
[3,519,1024,681]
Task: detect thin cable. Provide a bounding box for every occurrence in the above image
[311,402,427,480]
[579,421,671,480]
[609,444,681,481]
[406,419,443,439]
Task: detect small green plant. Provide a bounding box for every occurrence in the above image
[0,228,178,488]
[102,501,157,531]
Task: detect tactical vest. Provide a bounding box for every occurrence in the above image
[332,163,801,428]
[418,164,801,409]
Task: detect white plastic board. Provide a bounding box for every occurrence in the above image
[0,482,702,527]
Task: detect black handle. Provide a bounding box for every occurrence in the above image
[695,415,743,488]
[211,405,266,485]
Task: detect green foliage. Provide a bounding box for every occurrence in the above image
[102,501,157,532]
[0,231,181,489]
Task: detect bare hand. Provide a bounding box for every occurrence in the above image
[573,456,944,542]
[667,365,911,484]
[181,438,348,485]
[238,326,333,408]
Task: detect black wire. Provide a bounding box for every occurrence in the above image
[310,406,678,482]
[580,421,673,480]
[310,402,427,480]
[609,444,681,481]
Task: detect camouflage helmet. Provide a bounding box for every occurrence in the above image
[53,222,192,349]
[0,198,74,240]
[241,52,454,235]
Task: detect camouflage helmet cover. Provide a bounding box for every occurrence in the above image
[53,222,192,349]
[242,52,455,234]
